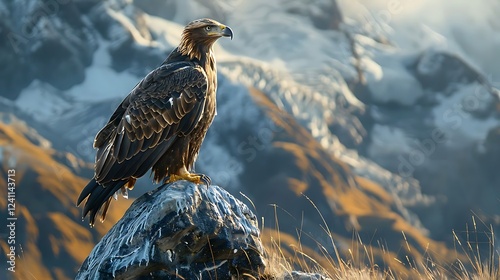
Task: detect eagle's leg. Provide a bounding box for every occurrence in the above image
[166,167,211,186]
[119,177,136,199]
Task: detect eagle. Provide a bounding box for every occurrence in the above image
[77,18,233,226]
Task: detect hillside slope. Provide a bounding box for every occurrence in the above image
[0,114,132,280]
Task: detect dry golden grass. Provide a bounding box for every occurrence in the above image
[259,208,500,280]
[260,229,499,280]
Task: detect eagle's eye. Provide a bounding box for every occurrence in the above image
[205,26,211,31]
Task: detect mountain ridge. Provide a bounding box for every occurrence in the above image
[1,0,499,278]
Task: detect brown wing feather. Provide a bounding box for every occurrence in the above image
[93,94,134,148]
[93,63,208,183]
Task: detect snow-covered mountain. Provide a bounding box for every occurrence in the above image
[1,0,499,278]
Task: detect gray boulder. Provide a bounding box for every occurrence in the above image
[76,181,266,279]
[284,271,331,280]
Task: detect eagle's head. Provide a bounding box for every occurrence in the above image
[179,18,233,60]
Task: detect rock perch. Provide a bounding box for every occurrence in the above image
[76,181,266,279]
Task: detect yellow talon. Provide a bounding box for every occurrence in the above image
[166,167,211,186]
[166,169,211,186]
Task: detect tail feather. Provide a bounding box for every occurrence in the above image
[77,178,98,206]
[77,178,127,227]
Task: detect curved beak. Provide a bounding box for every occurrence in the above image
[220,25,233,40]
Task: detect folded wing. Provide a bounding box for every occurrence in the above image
[92,62,208,184]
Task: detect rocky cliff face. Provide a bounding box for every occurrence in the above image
[76,182,266,279]
[0,0,97,99]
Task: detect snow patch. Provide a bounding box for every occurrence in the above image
[15,81,72,123]
[107,8,157,47]
[365,54,425,106]
[368,125,412,159]
[65,40,139,102]
[142,14,183,50]
[432,83,499,145]
[341,0,500,77]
